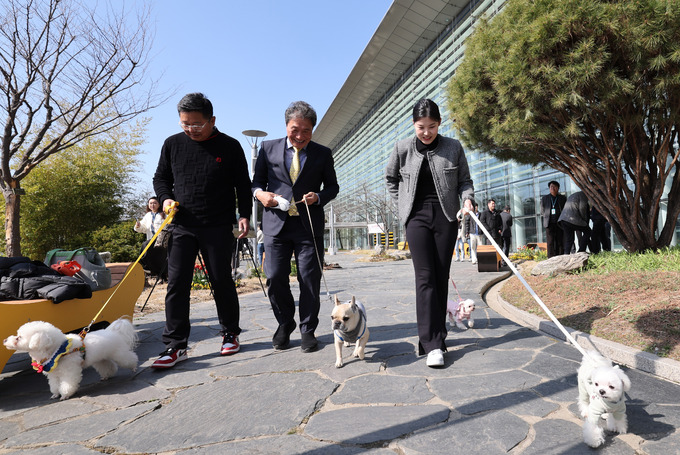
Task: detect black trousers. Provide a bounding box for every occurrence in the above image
[546,222,563,258]
[502,235,512,258]
[561,221,591,254]
[405,201,456,355]
[590,221,611,253]
[163,224,239,349]
[140,239,167,280]
[264,216,323,334]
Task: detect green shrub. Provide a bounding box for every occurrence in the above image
[89,220,145,262]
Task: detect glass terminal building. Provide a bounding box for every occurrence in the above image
[313,0,675,251]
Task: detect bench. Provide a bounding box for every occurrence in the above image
[1,262,144,373]
[477,245,502,272]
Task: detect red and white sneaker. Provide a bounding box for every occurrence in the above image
[151,347,187,369]
[220,333,240,355]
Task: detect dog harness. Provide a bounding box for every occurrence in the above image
[334,302,367,343]
[31,338,85,373]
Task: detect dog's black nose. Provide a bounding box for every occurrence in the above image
[599,389,606,396]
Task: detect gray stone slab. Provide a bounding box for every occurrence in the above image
[0,372,54,419]
[456,390,559,417]
[96,372,337,453]
[330,375,433,405]
[522,350,581,382]
[208,343,368,378]
[430,370,543,406]
[396,410,529,455]
[21,400,102,429]
[476,327,555,351]
[182,434,395,454]
[3,402,157,446]
[521,419,636,455]
[542,338,584,362]
[449,345,537,374]
[627,403,680,440]
[4,444,102,454]
[531,376,579,403]
[0,420,20,443]
[78,378,170,407]
[304,404,450,445]
[136,366,215,389]
[625,368,680,405]
[361,306,406,326]
[643,431,680,455]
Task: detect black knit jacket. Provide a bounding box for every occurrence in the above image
[153,128,252,227]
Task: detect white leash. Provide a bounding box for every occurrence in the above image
[467,210,590,359]
[298,198,333,303]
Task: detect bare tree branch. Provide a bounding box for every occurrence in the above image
[0,0,170,255]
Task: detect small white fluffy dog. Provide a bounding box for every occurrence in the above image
[447,298,475,330]
[577,350,631,448]
[3,318,138,400]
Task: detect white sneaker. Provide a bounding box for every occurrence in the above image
[426,349,444,367]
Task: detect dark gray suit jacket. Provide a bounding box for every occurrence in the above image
[252,137,339,237]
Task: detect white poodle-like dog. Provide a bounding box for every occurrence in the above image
[447,298,475,330]
[577,350,631,448]
[3,318,138,400]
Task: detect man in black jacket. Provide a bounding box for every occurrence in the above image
[540,180,567,258]
[500,205,513,258]
[479,199,502,246]
[152,93,252,368]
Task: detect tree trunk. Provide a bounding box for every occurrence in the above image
[3,186,21,257]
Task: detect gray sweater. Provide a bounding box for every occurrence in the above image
[385,136,474,225]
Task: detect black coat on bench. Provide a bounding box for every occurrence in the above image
[0,257,92,303]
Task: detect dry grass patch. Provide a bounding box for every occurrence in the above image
[500,269,680,361]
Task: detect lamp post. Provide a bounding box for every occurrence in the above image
[242,130,267,255]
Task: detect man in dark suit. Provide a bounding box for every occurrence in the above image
[500,205,513,259]
[540,180,567,258]
[252,101,339,353]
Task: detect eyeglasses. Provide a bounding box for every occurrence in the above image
[179,121,209,132]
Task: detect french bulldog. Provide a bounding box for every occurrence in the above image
[331,295,369,368]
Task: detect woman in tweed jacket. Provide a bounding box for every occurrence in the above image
[385,99,474,368]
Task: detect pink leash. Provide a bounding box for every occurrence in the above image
[449,277,463,303]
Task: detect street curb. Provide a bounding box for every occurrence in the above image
[485,278,680,385]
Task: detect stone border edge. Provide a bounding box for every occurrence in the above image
[485,276,680,385]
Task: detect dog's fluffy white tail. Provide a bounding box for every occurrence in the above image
[106,318,137,349]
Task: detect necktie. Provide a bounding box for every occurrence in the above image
[289,147,300,183]
[288,147,300,216]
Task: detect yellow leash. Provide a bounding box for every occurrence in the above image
[78,202,179,338]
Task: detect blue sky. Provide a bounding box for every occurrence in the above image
[134,0,392,195]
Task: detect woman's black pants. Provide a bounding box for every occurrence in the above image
[405,200,457,355]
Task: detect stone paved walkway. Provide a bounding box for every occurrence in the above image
[1,252,679,454]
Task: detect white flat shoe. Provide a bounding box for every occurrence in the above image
[426,349,444,367]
